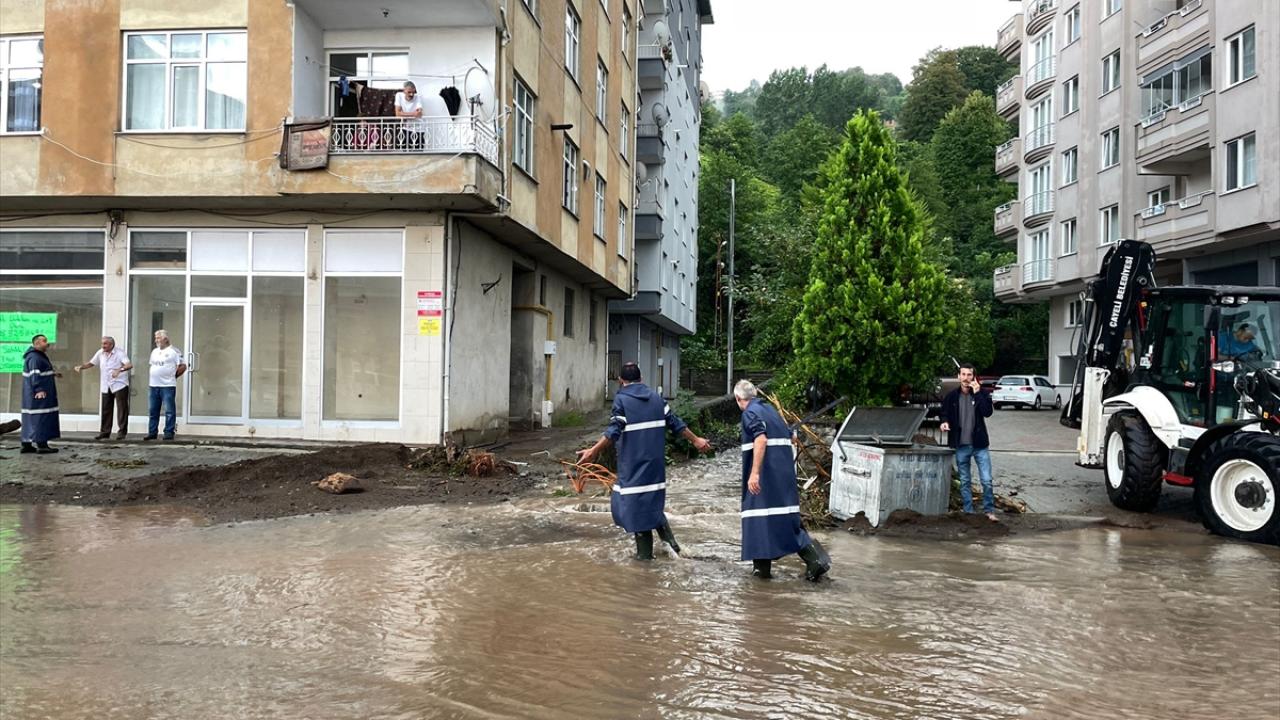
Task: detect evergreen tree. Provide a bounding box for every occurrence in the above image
[897,49,969,142]
[790,111,954,404]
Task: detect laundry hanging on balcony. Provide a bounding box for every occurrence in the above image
[334,76,360,118]
[439,86,462,117]
[358,87,397,117]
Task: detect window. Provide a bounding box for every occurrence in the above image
[1104,0,1121,18]
[1061,218,1078,256]
[622,5,632,59]
[1225,133,1257,192]
[563,287,575,337]
[596,59,609,121]
[565,3,582,82]
[589,299,598,343]
[1101,51,1120,94]
[1147,186,1170,209]
[1028,31,1055,85]
[1027,230,1052,282]
[593,173,607,238]
[562,137,580,213]
[1226,26,1256,87]
[1028,162,1053,216]
[1061,147,1078,185]
[618,202,628,257]
[326,50,408,115]
[514,78,535,174]
[1062,76,1079,115]
[0,36,42,133]
[620,104,630,158]
[522,0,537,17]
[124,30,247,131]
[1066,6,1081,42]
[539,275,547,306]
[1101,127,1119,169]
[1100,205,1120,245]
[1141,49,1211,120]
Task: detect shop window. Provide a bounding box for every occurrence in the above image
[191,230,249,272]
[1,274,105,415]
[130,231,187,269]
[251,276,304,419]
[323,277,401,421]
[128,274,187,417]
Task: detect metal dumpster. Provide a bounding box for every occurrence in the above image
[827,407,954,526]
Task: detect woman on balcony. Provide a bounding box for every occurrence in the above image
[395,81,425,151]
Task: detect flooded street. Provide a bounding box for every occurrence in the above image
[2,455,1279,720]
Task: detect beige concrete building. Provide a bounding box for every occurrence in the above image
[0,0,644,444]
[993,0,1280,388]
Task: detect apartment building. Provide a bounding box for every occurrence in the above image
[0,0,641,444]
[607,0,711,398]
[993,0,1280,389]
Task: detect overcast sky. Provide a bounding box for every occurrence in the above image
[700,0,1022,95]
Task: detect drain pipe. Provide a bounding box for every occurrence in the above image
[441,213,454,443]
[512,304,555,425]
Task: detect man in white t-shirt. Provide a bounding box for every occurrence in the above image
[145,329,186,441]
[74,336,133,440]
[395,80,425,147]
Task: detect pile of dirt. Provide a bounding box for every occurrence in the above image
[3,443,535,523]
[841,509,1099,540]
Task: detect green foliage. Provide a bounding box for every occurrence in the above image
[954,46,1018,97]
[897,50,969,142]
[791,111,955,404]
[721,80,761,119]
[552,410,586,427]
[752,65,893,140]
[761,115,842,197]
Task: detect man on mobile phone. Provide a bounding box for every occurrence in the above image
[940,363,997,521]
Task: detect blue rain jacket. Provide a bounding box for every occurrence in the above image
[21,347,61,444]
[739,398,811,560]
[604,383,687,533]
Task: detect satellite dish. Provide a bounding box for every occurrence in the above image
[463,65,496,123]
[636,162,648,185]
[652,103,669,127]
[652,20,671,46]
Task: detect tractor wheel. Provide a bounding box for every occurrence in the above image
[1104,412,1166,512]
[1194,432,1280,545]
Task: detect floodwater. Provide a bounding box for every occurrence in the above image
[2,456,1279,720]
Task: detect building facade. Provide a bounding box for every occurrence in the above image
[0,0,645,444]
[994,0,1279,389]
[607,0,712,398]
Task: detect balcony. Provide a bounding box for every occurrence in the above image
[994,264,1020,301]
[1137,0,1209,73]
[996,75,1023,119]
[636,123,665,165]
[1022,258,1056,288]
[328,117,498,165]
[1025,0,1058,35]
[1024,55,1056,98]
[1135,191,1216,257]
[995,137,1021,177]
[1023,191,1055,226]
[994,201,1021,238]
[1023,123,1055,163]
[638,44,669,90]
[1135,91,1213,172]
[997,14,1024,62]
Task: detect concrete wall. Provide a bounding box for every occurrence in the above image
[447,221,513,439]
[291,4,327,118]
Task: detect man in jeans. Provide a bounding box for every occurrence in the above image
[145,330,186,441]
[74,336,132,440]
[940,363,997,521]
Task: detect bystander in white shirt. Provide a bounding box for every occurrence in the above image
[88,346,131,393]
[150,345,184,388]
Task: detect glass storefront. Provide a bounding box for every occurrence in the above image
[250,276,304,420]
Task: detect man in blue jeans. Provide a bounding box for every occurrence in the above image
[940,363,997,521]
[145,330,186,441]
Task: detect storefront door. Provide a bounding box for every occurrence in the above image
[186,302,247,424]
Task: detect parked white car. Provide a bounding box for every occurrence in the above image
[992,375,1062,410]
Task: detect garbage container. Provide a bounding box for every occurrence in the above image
[827,406,954,526]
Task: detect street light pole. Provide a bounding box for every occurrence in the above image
[726,178,735,396]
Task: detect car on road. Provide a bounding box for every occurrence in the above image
[992,375,1062,410]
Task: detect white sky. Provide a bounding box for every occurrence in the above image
[700,0,1022,95]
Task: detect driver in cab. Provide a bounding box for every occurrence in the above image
[1219,323,1261,359]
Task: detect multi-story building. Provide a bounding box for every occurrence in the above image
[993,0,1279,389]
[607,0,711,398]
[0,0,645,444]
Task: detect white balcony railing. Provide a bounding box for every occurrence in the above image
[1027,0,1058,25]
[997,76,1018,96]
[1024,123,1055,153]
[1024,190,1055,218]
[328,117,498,166]
[638,44,672,62]
[1023,258,1055,285]
[1026,55,1057,87]
[1141,0,1203,38]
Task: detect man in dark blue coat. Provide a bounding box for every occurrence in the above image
[21,334,62,454]
[735,379,829,581]
[577,362,712,560]
[940,363,997,521]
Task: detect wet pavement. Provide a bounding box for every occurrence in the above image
[3,451,1279,720]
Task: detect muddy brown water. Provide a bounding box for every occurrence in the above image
[2,454,1279,720]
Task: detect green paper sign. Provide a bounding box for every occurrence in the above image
[0,312,57,344]
[0,343,27,374]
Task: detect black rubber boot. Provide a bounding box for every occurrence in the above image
[36,443,58,455]
[752,559,772,579]
[634,531,655,561]
[20,442,36,454]
[656,523,681,555]
[798,540,830,582]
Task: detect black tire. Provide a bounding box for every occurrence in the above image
[1033,397,1042,410]
[1104,412,1166,512]
[1194,432,1280,545]
[1054,395,1063,410]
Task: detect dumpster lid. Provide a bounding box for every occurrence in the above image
[835,406,929,447]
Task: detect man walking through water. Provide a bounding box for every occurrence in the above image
[734,379,830,581]
[21,334,61,454]
[577,362,712,560]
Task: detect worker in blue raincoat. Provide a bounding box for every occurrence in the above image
[577,362,713,560]
[21,334,62,454]
[734,379,829,581]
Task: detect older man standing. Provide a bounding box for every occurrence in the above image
[734,379,830,581]
[75,336,133,440]
[145,330,186,442]
[21,334,61,454]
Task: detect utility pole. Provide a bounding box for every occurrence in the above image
[726,178,735,396]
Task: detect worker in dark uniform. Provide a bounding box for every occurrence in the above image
[577,362,713,560]
[734,379,830,581]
